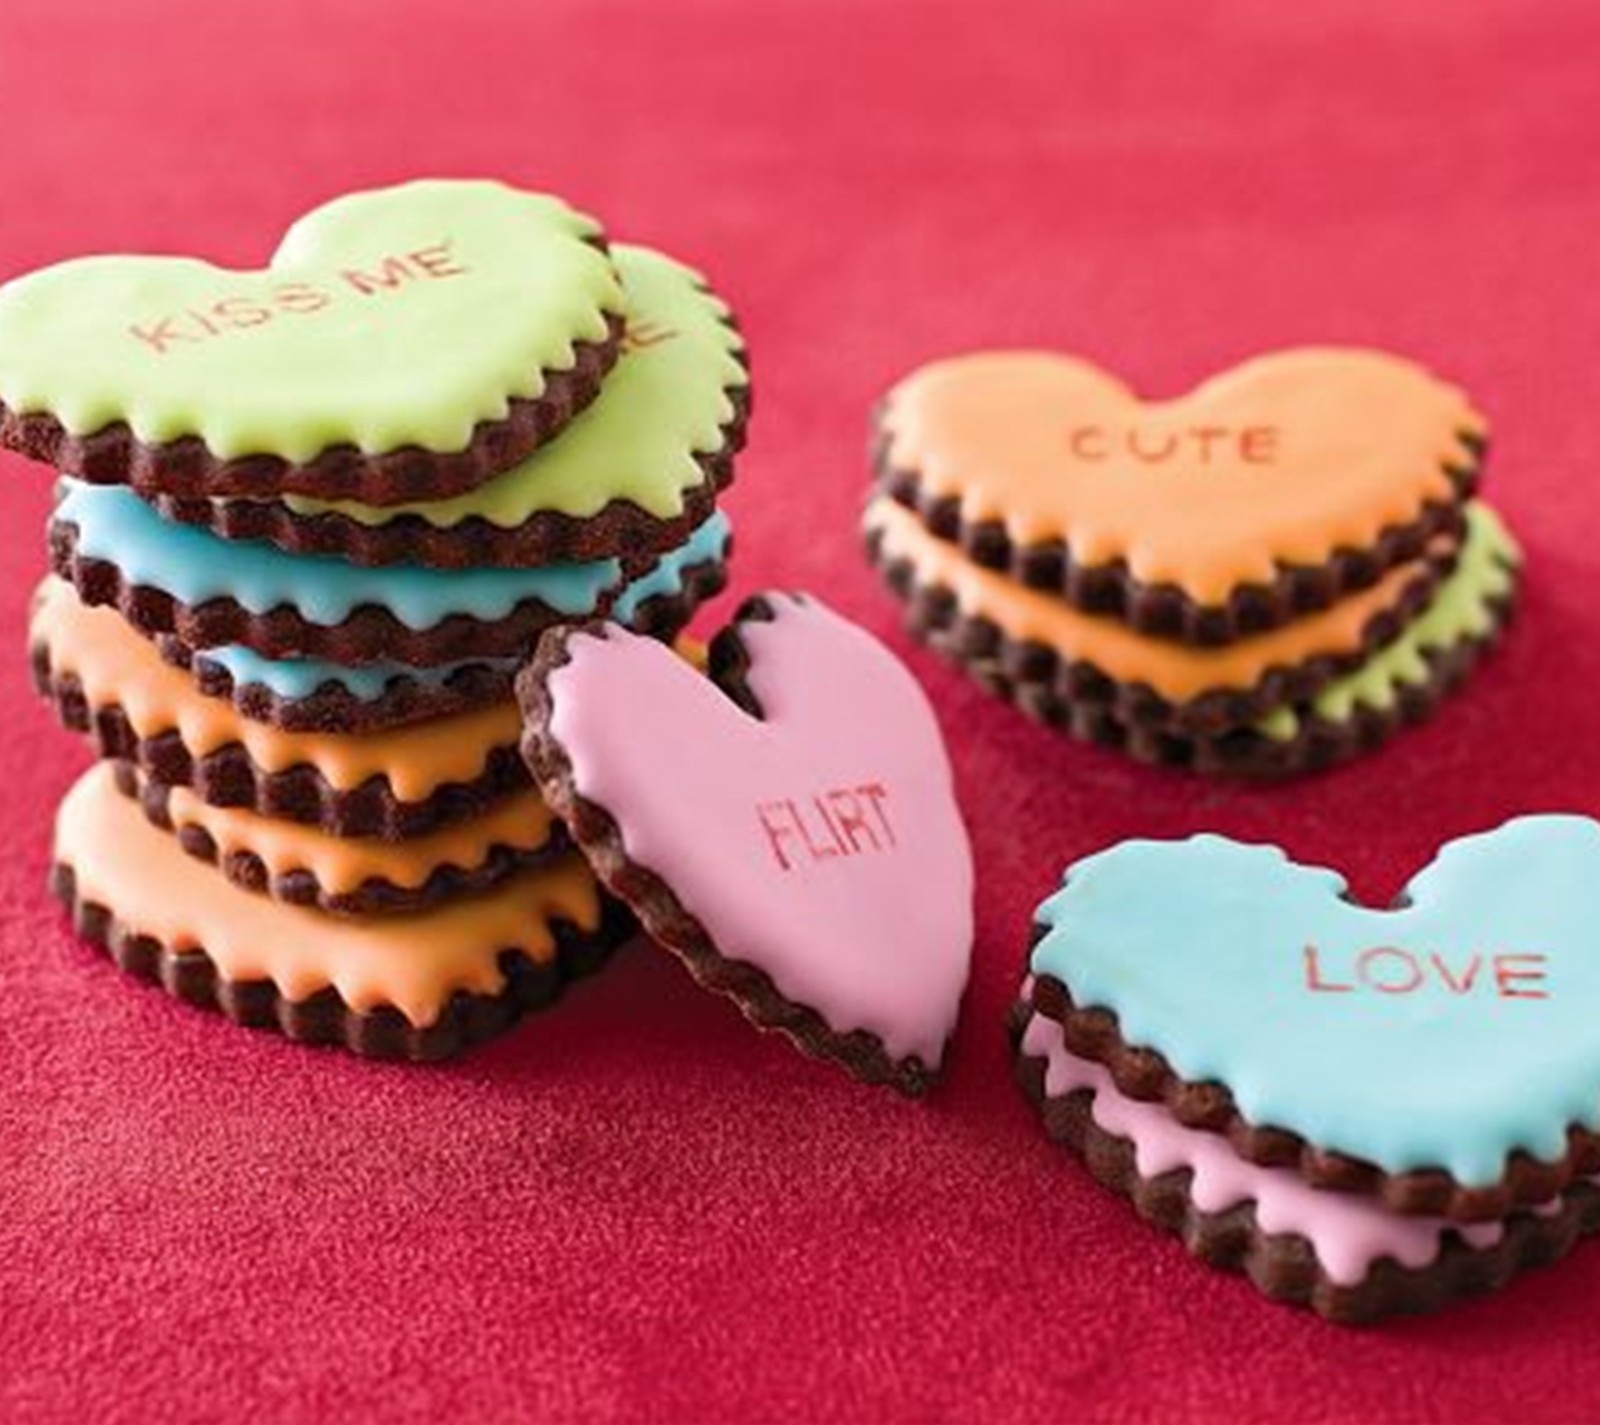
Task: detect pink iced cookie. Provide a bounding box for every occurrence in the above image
[516,592,975,1094]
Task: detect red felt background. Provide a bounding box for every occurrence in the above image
[2,2,1599,1421]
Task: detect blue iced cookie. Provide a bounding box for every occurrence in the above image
[151,510,733,730]
[52,481,726,666]
[1026,821,1600,1222]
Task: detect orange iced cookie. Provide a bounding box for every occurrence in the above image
[126,764,563,914]
[864,498,1442,737]
[29,577,527,838]
[52,763,627,1061]
[874,347,1483,643]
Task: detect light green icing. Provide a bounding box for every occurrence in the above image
[0,180,626,462]
[1256,503,1519,742]
[274,243,747,527]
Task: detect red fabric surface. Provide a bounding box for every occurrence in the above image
[2,2,1599,1420]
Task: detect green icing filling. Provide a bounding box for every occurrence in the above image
[1256,502,1519,742]
[277,243,747,527]
[0,180,626,462]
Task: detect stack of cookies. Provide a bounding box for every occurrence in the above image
[1016,824,1600,1321]
[864,348,1517,777]
[0,179,750,1058]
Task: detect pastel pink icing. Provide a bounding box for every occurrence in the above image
[1020,1010,1507,1285]
[548,594,974,1066]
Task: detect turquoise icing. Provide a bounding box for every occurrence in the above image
[192,508,732,701]
[194,644,519,702]
[612,509,731,622]
[55,480,623,629]
[1031,820,1600,1185]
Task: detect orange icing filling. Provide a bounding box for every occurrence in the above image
[30,578,521,801]
[56,764,602,1027]
[161,781,558,894]
[867,498,1429,702]
[881,348,1484,604]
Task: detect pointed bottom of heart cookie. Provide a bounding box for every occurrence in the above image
[517,593,974,1097]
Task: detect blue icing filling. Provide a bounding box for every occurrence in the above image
[56,480,623,629]
[613,508,730,622]
[1030,819,1600,1185]
[195,644,519,702]
[193,509,733,702]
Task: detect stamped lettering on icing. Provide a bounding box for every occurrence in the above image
[1302,944,1550,1000]
[1066,424,1280,466]
[127,240,471,355]
[757,784,896,871]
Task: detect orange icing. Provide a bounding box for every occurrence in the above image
[160,781,557,894]
[867,498,1429,702]
[56,763,602,1027]
[881,348,1484,604]
[30,578,521,800]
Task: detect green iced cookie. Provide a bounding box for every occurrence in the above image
[0,179,629,504]
[157,243,751,567]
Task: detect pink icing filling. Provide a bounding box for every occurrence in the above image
[1020,1011,1509,1286]
[548,596,974,1065]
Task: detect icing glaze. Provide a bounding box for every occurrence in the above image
[181,508,730,701]
[881,348,1484,604]
[546,595,973,1065]
[280,245,748,527]
[56,764,600,1027]
[192,644,519,704]
[31,578,520,800]
[865,498,1425,702]
[56,480,622,630]
[1020,1011,1502,1286]
[159,781,557,894]
[1031,819,1600,1184]
[0,180,625,460]
[612,509,731,622]
[1258,503,1519,740]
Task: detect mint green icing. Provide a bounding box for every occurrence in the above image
[1032,820,1600,1185]
[56,480,622,630]
[0,180,625,461]
[1256,503,1519,741]
[276,243,747,527]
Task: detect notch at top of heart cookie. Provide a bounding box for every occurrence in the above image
[875,348,1486,640]
[515,592,975,1096]
[0,179,629,504]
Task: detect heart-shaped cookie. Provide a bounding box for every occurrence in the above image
[0,180,627,503]
[517,593,974,1094]
[876,348,1485,641]
[1028,822,1600,1220]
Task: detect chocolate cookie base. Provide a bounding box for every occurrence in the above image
[873,419,1482,646]
[1011,1010,1600,1323]
[516,596,946,1097]
[945,590,1516,780]
[1024,976,1600,1224]
[32,649,530,840]
[150,554,729,735]
[4,312,624,505]
[155,637,519,735]
[51,861,635,1061]
[151,378,752,569]
[49,519,603,665]
[124,763,567,916]
[865,525,1445,739]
